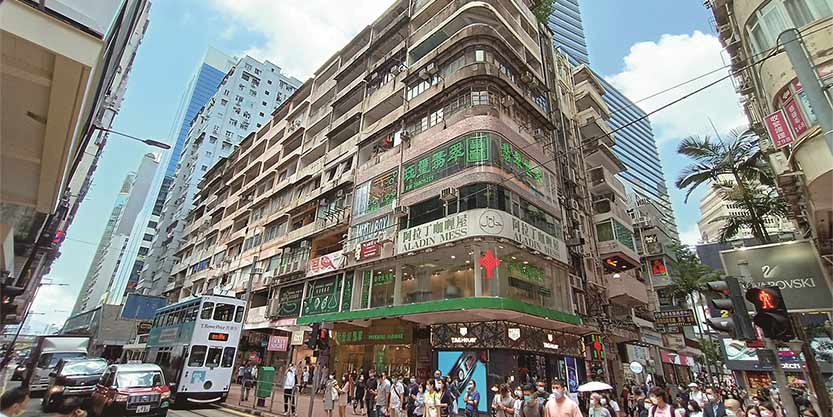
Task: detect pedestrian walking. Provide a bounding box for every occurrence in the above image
[513,387,524,417]
[408,377,420,417]
[355,375,367,415]
[648,387,673,417]
[673,399,688,417]
[284,362,298,416]
[463,380,480,417]
[367,370,379,417]
[237,365,245,384]
[589,394,612,417]
[242,364,254,401]
[391,375,406,417]
[325,373,339,417]
[689,385,706,409]
[703,389,727,417]
[426,379,442,417]
[723,399,744,417]
[340,374,353,417]
[544,381,582,417]
[755,402,776,417]
[439,378,454,417]
[493,384,515,417]
[377,372,393,417]
[520,385,544,417]
[447,377,460,417]
[415,383,426,417]
[302,365,310,391]
[0,387,29,417]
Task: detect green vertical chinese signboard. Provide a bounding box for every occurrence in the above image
[402,132,545,193]
[278,283,304,318]
[341,272,354,312]
[302,275,342,316]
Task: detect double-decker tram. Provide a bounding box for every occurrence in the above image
[145,295,245,405]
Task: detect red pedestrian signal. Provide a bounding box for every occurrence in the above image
[745,286,793,341]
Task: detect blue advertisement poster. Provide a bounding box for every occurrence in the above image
[565,357,579,393]
[437,351,488,414]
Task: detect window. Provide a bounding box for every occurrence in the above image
[475,49,485,62]
[225,131,234,138]
[223,89,229,96]
[255,68,261,75]
[222,347,236,367]
[206,347,223,368]
[250,89,257,96]
[265,91,270,95]
[143,233,154,241]
[234,306,245,323]
[747,0,833,54]
[209,136,218,143]
[188,345,207,367]
[117,371,164,388]
[200,302,214,319]
[262,101,267,106]
[213,303,234,321]
[267,80,272,85]
[220,99,228,106]
[229,119,238,127]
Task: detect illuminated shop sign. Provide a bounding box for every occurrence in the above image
[302,275,342,316]
[402,132,549,194]
[432,321,582,356]
[396,208,568,264]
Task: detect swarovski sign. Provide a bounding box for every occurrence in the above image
[396,209,568,264]
[720,240,832,311]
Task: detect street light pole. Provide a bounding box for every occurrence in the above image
[93,126,172,150]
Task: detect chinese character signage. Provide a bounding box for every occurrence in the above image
[277,283,304,318]
[764,109,794,149]
[395,209,568,264]
[358,241,381,260]
[653,309,697,326]
[401,132,546,194]
[267,335,289,352]
[368,171,398,212]
[307,252,347,277]
[302,275,341,316]
[783,99,808,137]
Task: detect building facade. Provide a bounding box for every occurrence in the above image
[170,0,659,389]
[707,0,832,272]
[137,56,301,296]
[0,0,150,328]
[71,153,159,315]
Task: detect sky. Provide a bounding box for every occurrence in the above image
[29,0,749,332]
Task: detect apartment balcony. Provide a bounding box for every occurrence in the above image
[325,134,360,165]
[281,223,317,247]
[596,235,640,274]
[588,166,627,199]
[275,253,309,277]
[302,131,328,155]
[607,269,650,307]
[593,198,631,226]
[574,79,610,118]
[576,107,614,144]
[297,158,324,182]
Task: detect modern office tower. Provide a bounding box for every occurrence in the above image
[547,1,680,241]
[71,153,159,315]
[707,1,832,265]
[0,0,151,328]
[137,56,301,296]
[697,175,795,244]
[172,0,654,386]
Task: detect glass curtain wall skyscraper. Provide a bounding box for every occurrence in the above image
[548,0,679,240]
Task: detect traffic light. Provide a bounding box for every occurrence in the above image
[705,276,756,340]
[307,322,320,349]
[318,328,330,350]
[0,283,25,325]
[746,286,794,341]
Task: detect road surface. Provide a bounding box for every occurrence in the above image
[21,397,256,417]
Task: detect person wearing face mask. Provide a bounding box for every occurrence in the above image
[325,373,339,417]
[647,387,673,417]
[446,377,460,417]
[688,385,705,409]
[687,401,703,417]
[414,383,426,417]
[723,399,743,417]
[439,379,453,417]
[744,406,759,417]
[463,380,480,417]
[513,387,525,417]
[756,402,776,417]
[391,375,406,417]
[638,397,652,417]
[702,389,727,417]
[340,374,353,417]
[535,382,549,406]
[589,394,612,417]
[494,384,515,417]
[673,399,688,417]
[367,371,379,417]
[377,373,392,417]
[0,387,29,417]
[603,394,620,417]
[544,381,582,417]
[520,385,544,417]
[426,379,442,417]
[408,377,420,417]
[355,375,367,415]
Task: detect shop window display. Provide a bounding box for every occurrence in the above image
[401,253,475,304]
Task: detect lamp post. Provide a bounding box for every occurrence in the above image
[93,126,171,150]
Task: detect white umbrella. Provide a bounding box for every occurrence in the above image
[578,381,613,392]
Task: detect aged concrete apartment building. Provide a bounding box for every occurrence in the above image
[169,0,652,387]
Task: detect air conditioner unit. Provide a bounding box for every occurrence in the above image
[392,206,410,218]
[500,96,515,107]
[440,187,459,202]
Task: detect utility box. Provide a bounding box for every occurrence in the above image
[256,366,275,398]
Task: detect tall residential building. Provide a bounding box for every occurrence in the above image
[166,0,657,388]
[547,1,680,241]
[697,175,795,244]
[707,0,832,268]
[71,153,159,315]
[0,0,150,328]
[137,56,301,296]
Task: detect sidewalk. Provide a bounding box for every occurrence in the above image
[222,383,347,417]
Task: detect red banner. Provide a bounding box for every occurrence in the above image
[358,241,381,260]
[764,109,794,149]
[783,99,808,137]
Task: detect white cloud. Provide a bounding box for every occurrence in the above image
[605,31,748,144]
[678,223,702,247]
[209,0,392,79]
[24,284,76,334]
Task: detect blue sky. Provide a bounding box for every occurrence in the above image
[30,0,748,331]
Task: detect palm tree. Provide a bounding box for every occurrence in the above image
[675,128,775,243]
[708,180,789,243]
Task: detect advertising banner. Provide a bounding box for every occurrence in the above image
[396,208,568,265]
[783,99,808,137]
[763,109,794,148]
[267,335,289,352]
[720,240,833,311]
[654,309,697,329]
[307,252,346,277]
[437,351,489,414]
[302,275,341,316]
[277,283,304,318]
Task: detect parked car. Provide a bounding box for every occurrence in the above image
[42,358,108,412]
[89,364,170,417]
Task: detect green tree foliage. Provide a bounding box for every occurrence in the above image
[668,244,719,304]
[697,337,723,367]
[533,0,556,25]
[708,180,788,243]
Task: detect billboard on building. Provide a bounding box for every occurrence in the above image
[437,351,488,414]
[720,240,833,311]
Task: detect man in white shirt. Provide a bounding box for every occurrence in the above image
[390,375,406,417]
[284,364,297,416]
[0,387,29,417]
[689,384,706,408]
